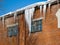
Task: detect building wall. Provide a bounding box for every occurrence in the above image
[0,2,60,45]
[26,3,60,45]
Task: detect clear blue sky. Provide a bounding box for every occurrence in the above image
[0,0,47,16]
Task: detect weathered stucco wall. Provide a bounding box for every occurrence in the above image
[26,3,60,45]
[0,2,60,45]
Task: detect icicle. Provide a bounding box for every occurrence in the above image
[25,8,35,36]
[43,4,47,19]
[56,9,60,28]
[49,3,51,13]
[14,12,17,23]
[2,17,4,28]
[40,6,42,17]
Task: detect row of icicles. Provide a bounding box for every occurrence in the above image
[2,0,59,36]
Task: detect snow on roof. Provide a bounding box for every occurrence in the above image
[0,0,56,17]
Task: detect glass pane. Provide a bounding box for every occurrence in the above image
[31,19,42,33]
[8,27,13,37]
[12,25,18,36]
[8,25,18,37]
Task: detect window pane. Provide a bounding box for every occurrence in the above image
[31,19,42,33]
[7,25,18,37]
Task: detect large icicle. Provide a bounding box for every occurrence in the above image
[56,9,60,28]
[43,4,47,19]
[40,6,42,17]
[25,8,35,36]
[14,12,17,23]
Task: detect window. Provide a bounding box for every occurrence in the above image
[7,24,18,37]
[31,19,42,33]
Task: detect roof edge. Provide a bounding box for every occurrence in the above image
[0,0,56,17]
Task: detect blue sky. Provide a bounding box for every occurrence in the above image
[0,0,47,15]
